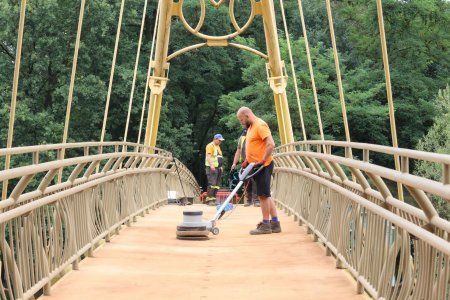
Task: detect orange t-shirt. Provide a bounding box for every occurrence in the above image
[245,118,273,166]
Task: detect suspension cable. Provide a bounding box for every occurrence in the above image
[376,0,404,201]
[325,0,351,143]
[100,0,126,144]
[279,0,307,141]
[296,0,324,141]
[58,0,87,183]
[3,0,28,200]
[137,1,161,145]
[123,0,149,144]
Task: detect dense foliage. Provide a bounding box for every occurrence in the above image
[0,0,448,191]
[414,86,450,219]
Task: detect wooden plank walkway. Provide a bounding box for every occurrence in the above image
[41,204,368,300]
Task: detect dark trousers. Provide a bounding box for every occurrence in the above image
[205,167,222,200]
[244,178,259,204]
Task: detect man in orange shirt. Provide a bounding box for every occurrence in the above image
[236,107,281,234]
[231,128,259,207]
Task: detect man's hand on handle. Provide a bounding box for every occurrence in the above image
[241,160,249,168]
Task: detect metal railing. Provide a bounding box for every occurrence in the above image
[0,142,200,299]
[273,141,450,300]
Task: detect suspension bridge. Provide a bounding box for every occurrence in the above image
[0,0,449,299]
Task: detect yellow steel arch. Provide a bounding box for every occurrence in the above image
[144,0,295,149]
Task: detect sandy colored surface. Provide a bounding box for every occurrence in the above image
[41,204,368,300]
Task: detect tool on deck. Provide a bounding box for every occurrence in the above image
[176,163,263,240]
[172,157,191,206]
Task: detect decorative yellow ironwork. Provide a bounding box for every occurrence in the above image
[208,0,225,8]
[144,0,295,148]
[176,0,258,40]
[266,61,288,95]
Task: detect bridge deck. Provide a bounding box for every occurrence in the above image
[41,204,367,300]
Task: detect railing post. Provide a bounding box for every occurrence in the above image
[363,149,369,162]
[336,259,344,269]
[401,156,409,173]
[313,233,318,242]
[32,151,39,164]
[356,280,364,294]
[345,146,352,159]
[57,148,63,183]
[443,163,449,185]
[72,258,79,270]
[43,282,51,296]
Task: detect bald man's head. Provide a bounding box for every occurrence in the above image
[236,106,255,128]
[236,107,252,117]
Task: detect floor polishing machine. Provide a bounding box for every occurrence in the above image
[176,163,263,240]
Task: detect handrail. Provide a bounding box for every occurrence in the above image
[276,151,450,200]
[0,141,170,157]
[0,143,199,299]
[272,142,450,299]
[276,140,450,165]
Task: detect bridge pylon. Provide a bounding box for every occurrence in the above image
[144,0,295,148]
[261,0,294,144]
[144,0,172,149]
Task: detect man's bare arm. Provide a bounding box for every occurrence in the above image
[232,147,241,169]
[262,136,275,162]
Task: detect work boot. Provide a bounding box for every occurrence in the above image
[270,221,282,233]
[205,197,216,206]
[250,222,272,235]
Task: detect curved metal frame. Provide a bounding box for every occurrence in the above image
[273,141,450,299]
[167,42,268,61]
[145,0,295,147]
[167,0,266,61]
[177,0,257,41]
[0,142,200,299]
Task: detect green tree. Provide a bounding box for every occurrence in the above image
[1,0,449,189]
[219,36,391,164]
[335,0,449,149]
[414,86,450,220]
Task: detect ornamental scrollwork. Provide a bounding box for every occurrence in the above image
[174,0,259,41]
